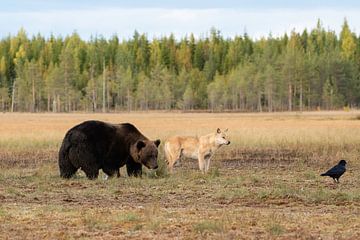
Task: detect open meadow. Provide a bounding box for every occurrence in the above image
[1,111,360,239]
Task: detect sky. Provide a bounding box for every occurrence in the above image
[1,0,360,40]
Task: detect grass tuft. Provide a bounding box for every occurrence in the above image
[193,220,225,234]
[117,212,141,223]
[267,222,285,236]
[208,167,220,178]
[0,207,7,218]
[303,170,317,180]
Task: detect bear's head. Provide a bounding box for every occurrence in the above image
[131,139,161,169]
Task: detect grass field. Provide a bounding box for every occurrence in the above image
[1,111,360,239]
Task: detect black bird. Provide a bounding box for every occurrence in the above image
[320,160,347,183]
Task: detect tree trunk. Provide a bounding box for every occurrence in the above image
[127,88,131,112]
[107,75,111,111]
[64,62,69,112]
[307,85,311,110]
[52,95,57,113]
[257,92,262,112]
[32,74,35,112]
[57,95,61,112]
[288,82,292,111]
[90,64,96,112]
[47,93,51,112]
[11,80,16,112]
[268,87,273,112]
[299,80,303,112]
[0,96,2,112]
[102,59,106,113]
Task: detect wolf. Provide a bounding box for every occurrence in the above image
[164,128,230,173]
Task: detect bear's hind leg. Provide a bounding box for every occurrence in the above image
[60,163,78,179]
[73,146,100,180]
[59,141,79,178]
[59,156,78,179]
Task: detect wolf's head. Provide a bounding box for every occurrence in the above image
[215,128,230,146]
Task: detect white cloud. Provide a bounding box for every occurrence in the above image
[1,8,360,40]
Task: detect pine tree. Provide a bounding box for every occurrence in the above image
[1,20,360,112]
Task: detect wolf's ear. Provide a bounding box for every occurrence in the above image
[136,140,146,150]
[217,128,221,134]
[224,128,228,133]
[154,139,161,147]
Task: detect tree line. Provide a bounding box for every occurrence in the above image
[0,20,359,112]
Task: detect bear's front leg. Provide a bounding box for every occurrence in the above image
[102,169,120,180]
[102,167,120,179]
[126,158,143,177]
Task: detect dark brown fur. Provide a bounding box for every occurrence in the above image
[58,121,160,179]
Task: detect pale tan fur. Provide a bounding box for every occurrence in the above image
[164,129,230,173]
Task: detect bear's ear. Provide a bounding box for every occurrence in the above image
[217,128,221,134]
[154,139,161,147]
[136,140,146,150]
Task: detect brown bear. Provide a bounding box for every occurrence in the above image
[58,120,160,179]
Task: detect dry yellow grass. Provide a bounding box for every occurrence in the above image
[1,111,360,165]
[1,111,360,239]
[0,111,359,149]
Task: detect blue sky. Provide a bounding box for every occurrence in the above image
[1,0,360,40]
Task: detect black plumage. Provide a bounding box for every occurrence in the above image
[320,160,347,183]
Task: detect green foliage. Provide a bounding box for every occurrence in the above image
[1,20,360,112]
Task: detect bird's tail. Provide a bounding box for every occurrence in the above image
[320,173,327,176]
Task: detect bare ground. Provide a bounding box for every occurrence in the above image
[1,155,360,239]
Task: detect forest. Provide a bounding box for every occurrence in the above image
[0,19,359,112]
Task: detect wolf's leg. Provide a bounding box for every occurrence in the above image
[165,142,175,173]
[167,152,179,173]
[166,145,181,173]
[198,155,205,172]
[174,149,183,167]
[205,156,212,172]
[169,151,182,172]
[167,158,175,173]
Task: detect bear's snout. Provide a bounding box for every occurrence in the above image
[149,162,158,169]
[144,160,158,170]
